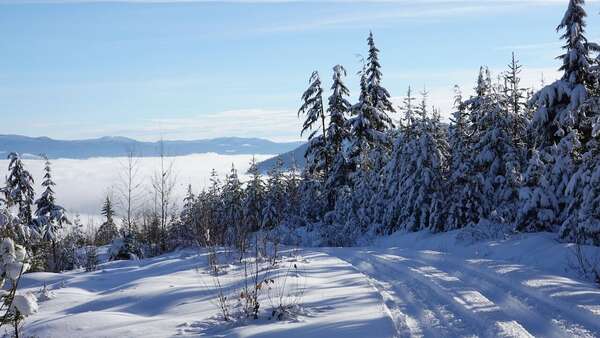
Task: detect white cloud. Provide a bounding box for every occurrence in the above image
[27,108,303,142]
[111,108,302,142]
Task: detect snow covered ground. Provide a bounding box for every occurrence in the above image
[16,231,600,338]
[18,248,394,338]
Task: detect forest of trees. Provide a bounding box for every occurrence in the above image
[174,0,600,248]
[1,0,600,274]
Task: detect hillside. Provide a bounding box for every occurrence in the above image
[256,143,307,173]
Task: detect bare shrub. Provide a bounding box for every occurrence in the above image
[569,239,600,286]
[266,256,306,321]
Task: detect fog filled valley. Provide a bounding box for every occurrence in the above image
[3,0,600,337]
[0,153,273,220]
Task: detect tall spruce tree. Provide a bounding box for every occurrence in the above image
[299,71,329,175]
[528,0,598,236]
[34,157,69,271]
[532,0,596,146]
[4,153,35,226]
[324,65,352,209]
[348,33,395,181]
[446,86,480,230]
[35,157,69,241]
[326,65,351,152]
[469,83,521,223]
[504,52,529,150]
[366,32,396,116]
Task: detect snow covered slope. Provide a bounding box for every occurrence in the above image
[16,232,600,337]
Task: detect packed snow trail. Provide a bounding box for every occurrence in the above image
[325,247,600,338]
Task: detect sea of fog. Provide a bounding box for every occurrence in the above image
[0,153,273,225]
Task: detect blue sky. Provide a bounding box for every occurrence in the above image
[0,0,598,141]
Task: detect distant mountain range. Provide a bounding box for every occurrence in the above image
[0,135,304,159]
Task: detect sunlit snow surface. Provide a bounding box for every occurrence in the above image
[17,232,600,338]
[20,249,395,338]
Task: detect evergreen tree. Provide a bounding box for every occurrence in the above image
[531,0,596,145]
[366,32,396,116]
[528,0,598,235]
[453,67,495,224]
[283,164,302,220]
[34,157,69,272]
[382,97,445,232]
[34,157,69,242]
[566,116,600,244]
[517,150,559,232]
[400,86,417,132]
[326,65,351,153]
[298,170,324,224]
[431,107,450,164]
[262,159,286,229]
[95,196,118,246]
[503,52,529,150]
[4,153,35,226]
[324,65,352,209]
[373,87,416,229]
[222,164,244,248]
[175,184,197,246]
[181,184,196,229]
[206,169,224,244]
[243,157,264,233]
[347,33,395,178]
[342,35,397,235]
[469,84,521,223]
[446,86,480,230]
[34,158,55,219]
[299,71,329,175]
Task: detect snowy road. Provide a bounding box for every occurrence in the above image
[324,247,600,338]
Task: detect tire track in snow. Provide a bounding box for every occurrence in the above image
[357,270,423,338]
[364,252,533,338]
[326,248,594,337]
[330,249,477,337]
[333,246,600,338]
[408,251,600,338]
